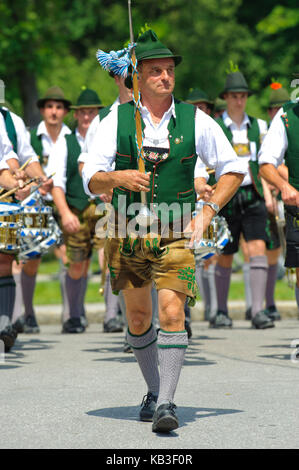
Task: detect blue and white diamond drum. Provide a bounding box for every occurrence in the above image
[0,202,23,253]
[18,198,62,260]
[193,201,231,261]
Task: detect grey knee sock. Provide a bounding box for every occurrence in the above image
[242,262,252,311]
[21,270,36,318]
[12,272,23,323]
[59,263,70,323]
[127,324,160,396]
[104,272,120,323]
[215,264,232,314]
[265,263,278,308]
[0,276,16,330]
[296,286,299,311]
[208,264,217,318]
[202,269,211,311]
[250,256,268,318]
[157,329,188,406]
[65,273,83,319]
[79,276,88,317]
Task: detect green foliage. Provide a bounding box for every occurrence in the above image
[0,0,298,122]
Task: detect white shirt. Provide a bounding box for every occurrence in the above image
[52,128,85,192]
[35,120,71,200]
[78,97,120,165]
[82,97,247,197]
[0,118,18,170]
[219,110,267,187]
[0,107,39,167]
[258,105,294,167]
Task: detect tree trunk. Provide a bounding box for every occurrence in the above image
[18,69,41,128]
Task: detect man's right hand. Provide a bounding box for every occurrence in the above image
[281,182,299,206]
[61,211,81,234]
[118,170,151,193]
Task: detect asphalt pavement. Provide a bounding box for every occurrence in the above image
[1,314,299,450]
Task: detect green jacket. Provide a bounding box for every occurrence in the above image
[112,100,197,223]
[0,108,17,152]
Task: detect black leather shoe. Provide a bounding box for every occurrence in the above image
[152,402,179,433]
[13,315,25,333]
[0,325,18,352]
[62,317,85,334]
[245,307,252,320]
[103,317,123,333]
[265,305,281,321]
[139,392,158,422]
[252,311,275,329]
[23,314,40,333]
[209,310,233,328]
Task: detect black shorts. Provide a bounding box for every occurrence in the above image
[265,212,281,251]
[284,205,299,268]
[219,185,268,255]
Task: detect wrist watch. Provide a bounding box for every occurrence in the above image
[204,201,220,214]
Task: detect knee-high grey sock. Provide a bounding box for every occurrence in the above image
[295,286,299,311]
[126,324,160,396]
[208,264,217,318]
[157,329,188,406]
[104,271,120,323]
[79,276,88,317]
[265,263,278,308]
[202,268,211,312]
[250,256,268,318]
[59,263,69,323]
[21,270,36,318]
[0,276,16,330]
[65,273,83,319]
[242,262,252,311]
[12,272,23,323]
[215,264,232,314]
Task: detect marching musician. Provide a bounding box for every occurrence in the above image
[19,86,72,334]
[258,70,299,317]
[82,30,246,433]
[205,68,274,330]
[51,88,107,334]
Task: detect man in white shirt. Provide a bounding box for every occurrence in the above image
[82,30,246,433]
[52,88,109,334]
[203,69,274,330]
[259,80,299,314]
[20,86,72,334]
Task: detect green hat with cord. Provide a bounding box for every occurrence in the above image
[186,88,213,105]
[70,87,103,109]
[268,82,289,108]
[135,29,182,66]
[219,62,252,99]
[37,86,72,109]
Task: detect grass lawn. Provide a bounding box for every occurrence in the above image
[34,253,295,304]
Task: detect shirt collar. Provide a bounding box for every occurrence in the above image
[36,121,71,138]
[223,110,251,128]
[140,95,176,121]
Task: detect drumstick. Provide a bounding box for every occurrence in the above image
[0,157,33,195]
[0,177,39,200]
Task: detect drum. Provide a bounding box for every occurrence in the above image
[18,211,62,261]
[193,201,231,261]
[0,202,23,253]
[22,206,52,230]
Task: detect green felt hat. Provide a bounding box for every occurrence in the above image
[70,88,103,109]
[186,88,213,105]
[220,71,253,99]
[37,86,72,109]
[214,97,227,111]
[135,29,182,66]
[268,84,289,108]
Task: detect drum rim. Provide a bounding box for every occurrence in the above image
[0,201,22,214]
